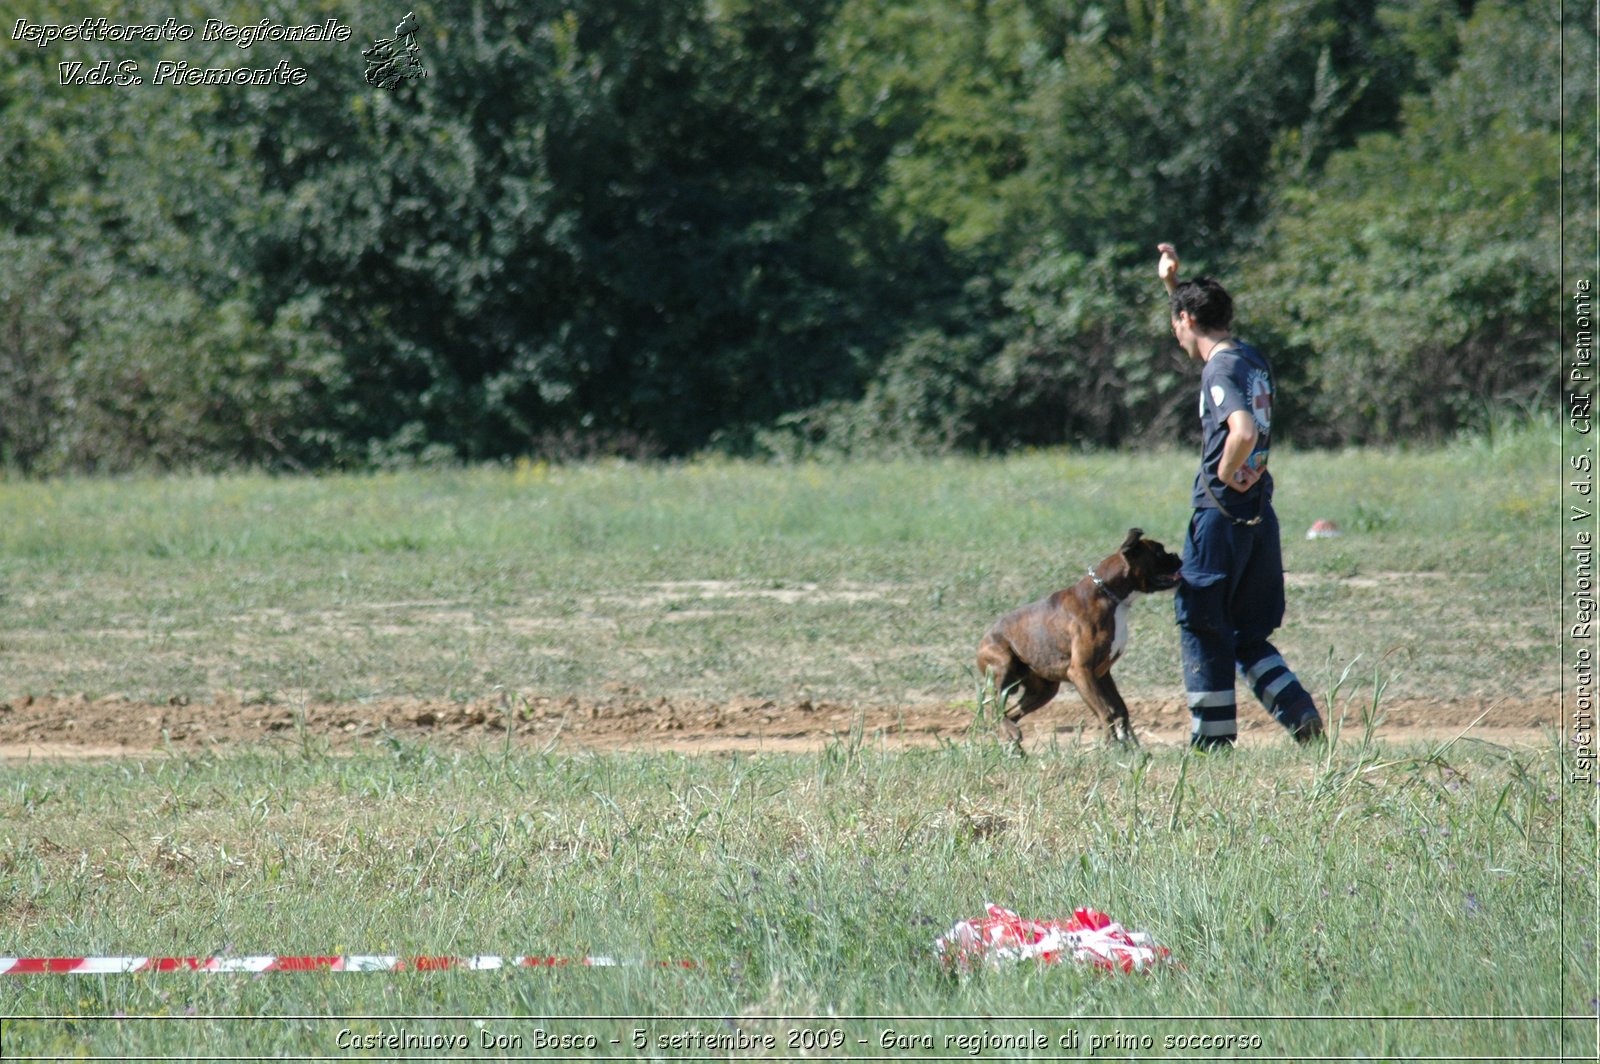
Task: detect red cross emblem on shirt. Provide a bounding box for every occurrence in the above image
[1246,369,1273,431]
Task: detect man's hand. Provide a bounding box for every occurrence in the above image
[1157,242,1181,294]
[1226,463,1264,493]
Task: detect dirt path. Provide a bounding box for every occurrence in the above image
[0,691,1563,759]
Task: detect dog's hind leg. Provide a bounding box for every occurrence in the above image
[998,674,1060,752]
[977,636,1017,708]
[1012,675,1060,722]
[978,637,1048,752]
[996,697,1025,750]
[979,677,1026,749]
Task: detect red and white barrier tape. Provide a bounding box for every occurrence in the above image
[936,904,1171,973]
[1,955,694,975]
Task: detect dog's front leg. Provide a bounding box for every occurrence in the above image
[1097,672,1139,746]
[1069,666,1139,747]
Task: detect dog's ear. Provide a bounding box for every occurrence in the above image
[1120,527,1145,554]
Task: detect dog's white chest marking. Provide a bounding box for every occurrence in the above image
[1110,592,1142,662]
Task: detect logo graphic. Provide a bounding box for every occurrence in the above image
[363,11,425,91]
[1246,368,1272,431]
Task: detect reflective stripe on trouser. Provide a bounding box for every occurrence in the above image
[1238,646,1317,730]
[1187,688,1237,746]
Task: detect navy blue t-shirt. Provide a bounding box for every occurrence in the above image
[1191,341,1275,511]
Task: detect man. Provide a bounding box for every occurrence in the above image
[1157,242,1324,748]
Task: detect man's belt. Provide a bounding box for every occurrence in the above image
[1200,467,1267,526]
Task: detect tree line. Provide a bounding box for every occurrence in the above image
[0,0,1586,473]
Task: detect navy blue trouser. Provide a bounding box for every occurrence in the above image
[1175,504,1318,747]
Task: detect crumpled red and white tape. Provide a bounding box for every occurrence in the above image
[935,904,1171,973]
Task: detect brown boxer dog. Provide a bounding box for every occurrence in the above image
[978,528,1182,750]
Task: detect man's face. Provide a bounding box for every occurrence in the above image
[1171,311,1200,361]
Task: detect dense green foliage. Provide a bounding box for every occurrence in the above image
[0,1,1583,471]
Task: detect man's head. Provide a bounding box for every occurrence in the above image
[1169,276,1233,360]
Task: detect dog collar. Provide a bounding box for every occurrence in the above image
[1087,567,1123,606]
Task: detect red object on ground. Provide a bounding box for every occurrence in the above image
[935,904,1171,973]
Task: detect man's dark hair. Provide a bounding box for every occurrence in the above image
[1170,276,1233,331]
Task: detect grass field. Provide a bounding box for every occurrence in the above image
[0,423,1560,707]
[1,422,1593,1061]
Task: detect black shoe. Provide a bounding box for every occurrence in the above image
[1293,715,1326,745]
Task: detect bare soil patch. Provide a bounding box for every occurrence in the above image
[0,690,1561,759]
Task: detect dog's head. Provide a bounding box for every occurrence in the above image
[1119,527,1183,592]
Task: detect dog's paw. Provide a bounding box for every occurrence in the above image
[996,717,1026,758]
